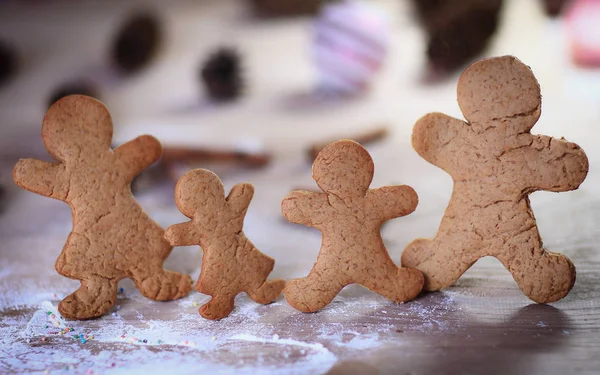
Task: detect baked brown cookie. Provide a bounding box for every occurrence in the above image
[165,169,285,320]
[282,140,424,313]
[12,95,192,320]
[402,56,589,303]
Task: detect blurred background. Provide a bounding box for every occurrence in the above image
[0,0,599,202]
[1,0,600,264]
[1,2,600,373]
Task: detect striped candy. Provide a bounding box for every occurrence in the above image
[313,0,390,94]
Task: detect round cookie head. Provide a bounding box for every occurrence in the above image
[174,168,226,218]
[457,56,541,129]
[313,140,374,197]
[42,95,113,162]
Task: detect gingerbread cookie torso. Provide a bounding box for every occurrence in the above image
[282,140,424,313]
[12,95,192,319]
[164,169,285,320]
[402,56,589,303]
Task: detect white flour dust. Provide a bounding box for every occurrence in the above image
[0,288,463,374]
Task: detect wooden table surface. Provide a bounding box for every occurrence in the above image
[0,0,599,374]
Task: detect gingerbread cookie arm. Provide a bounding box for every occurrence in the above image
[281,190,333,228]
[366,185,418,221]
[412,112,465,174]
[114,135,162,180]
[13,159,69,201]
[226,183,254,214]
[517,135,589,193]
[164,221,198,246]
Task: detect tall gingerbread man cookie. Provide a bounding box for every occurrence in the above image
[282,140,424,312]
[13,95,192,320]
[402,56,589,303]
[164,169,285,320]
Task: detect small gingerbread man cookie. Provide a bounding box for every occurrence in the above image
[282,140,424,312]
[402,56,589,303]
[165,169,285,320]
[13,95,192,320]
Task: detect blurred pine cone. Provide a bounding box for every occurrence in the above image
[112,13,161,74]
[201,48,243,102]
[412,0,504,74]
[542,0,570,16]
[0,41,17,86]
[250,0,321,17]
[48,81,100,108]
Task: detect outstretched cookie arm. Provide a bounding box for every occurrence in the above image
[115,135,162,180]
[13,159,69,201]
[281,191,332,228]
[505,135,589,193]
[366,185,418,222]
[227,183,254,214]
[165,221,198,246]
[412,112,465,174]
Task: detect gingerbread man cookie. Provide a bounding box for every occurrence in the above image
[13,95,192,320]
[402,56,589,303]
[165,169,285,320]
[282,140,424,312]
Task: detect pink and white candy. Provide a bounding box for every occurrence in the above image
[567,0,600,67]
[312,0,390,94]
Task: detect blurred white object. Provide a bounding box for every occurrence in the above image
[312,0,390,95]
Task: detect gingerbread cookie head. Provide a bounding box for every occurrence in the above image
[174,168,235,234]
[42,95,113,162]
[313,140,375,197]
[458,56,541,130]
[175,169,226,217]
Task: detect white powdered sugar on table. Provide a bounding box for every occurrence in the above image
[0,284,464,375]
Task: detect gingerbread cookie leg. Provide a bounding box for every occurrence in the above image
[357,264,423,303]
[199,294,235,320]
[130,264,192,301]
[495,226,576,303]
[284,264,346,313]
[247,279,286,304]
[402,235,481,291]
[59,276,118,320]
[243,248,285,304]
